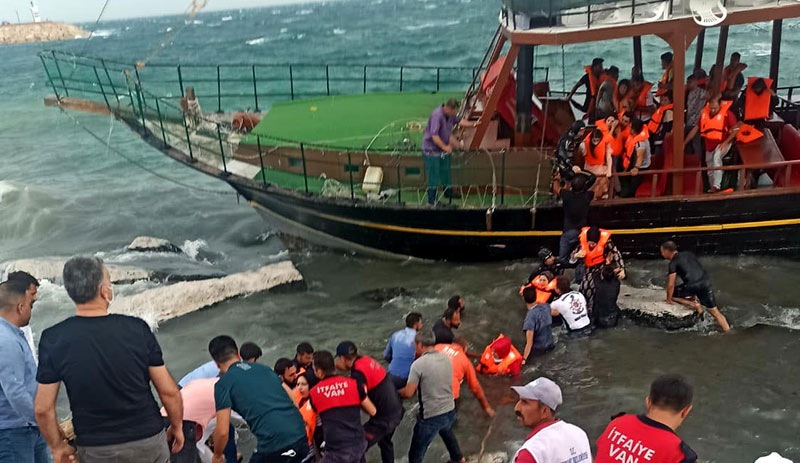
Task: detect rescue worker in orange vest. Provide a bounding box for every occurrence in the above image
[596,375,698,463]
[520,284,555,365]
[648,92,674,154]
[478,333,524,376]
[619,119,651,198]
[566,57,605,118]
[721,52,747,101]
[656,52,673,97]
[735,77,776,129]
[334,341,404,463]
[578,128,612,199]
[596,66,620,120]
[630,75,655,122]
[436,338,495,416]
[685,97,740,193]
[570,226,626,313]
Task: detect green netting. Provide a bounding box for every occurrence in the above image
[242,92,462,152]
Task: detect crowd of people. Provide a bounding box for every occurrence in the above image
[0,243,732,463]
[559,51,777,199]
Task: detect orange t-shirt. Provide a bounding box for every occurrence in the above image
[435,343,484,400]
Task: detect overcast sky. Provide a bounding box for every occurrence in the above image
[1,0,324,23]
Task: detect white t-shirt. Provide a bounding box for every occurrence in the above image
[551,291,591,331]
[513,420,593,463]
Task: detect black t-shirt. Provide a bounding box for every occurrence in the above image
[668,252,709,287]
[593,278,621,321]
[37,314,165,446]
[561,190,594,231]
[432,318,454,345]
[351,371,403,427]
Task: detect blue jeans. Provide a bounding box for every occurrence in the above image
[0,426,51,463]
[423,153,452,205]
[408,410,461,463]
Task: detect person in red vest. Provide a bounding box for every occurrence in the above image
[570,226,625,313]
[596,374,698,463]
[684,97,740,193]
[310,351,376,463]
[566,57,605,118]
[334,342,403,463]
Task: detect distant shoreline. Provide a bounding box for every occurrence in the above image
[0,22,89,45]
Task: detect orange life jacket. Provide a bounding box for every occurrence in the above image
[636,82,654,109]
[579,227,612,268]
[519,277,557,304]
[623,129,649,170]
[736,123,764,144]
[477,334,523,376]
[743,77,773,121]
[584,66,604,96]
[699,100,734,142]
[296,395,317,446]
[608,131,625,157]
[656,64,673,96]
[647,103,673,133]
[583,134,608,166]
[595,118,609,134]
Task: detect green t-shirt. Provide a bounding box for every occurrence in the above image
[215,362,305,453]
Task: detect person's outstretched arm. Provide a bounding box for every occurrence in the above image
[151,365,184,454]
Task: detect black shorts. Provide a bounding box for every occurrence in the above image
[674,283,717,309]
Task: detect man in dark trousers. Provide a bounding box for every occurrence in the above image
[334,342,403,463]
[553,174,595,267]
[660,241,731,332]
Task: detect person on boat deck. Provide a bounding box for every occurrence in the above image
[684,97,740,193]
[274,357,299,390]
[619,118,651,198]
[595,374,698,463]
[432,306,461,345]
[656,52,674,97]
[550,275,592,336]
[734,77,777,128]
[660,241,731,332]
[685,73,709,157]
[435,337,495,417]
[649,91,674,154]
[630,74,656,122]
[593,265,621,328]
[293,342,320,388]
[422,99,476,205]
[552,174,595,262]
[721,52,748,101]
[521,285,555,365]
[596,65,620,119]
[511,377,592,463]
[566,57,605,117]
[553,121,588,189]
[527,247,570,283]
[35,256,185,463]
[579,127,613,199]
[570,226,626,314]
[384,312,423,389]
[616,78,633,113]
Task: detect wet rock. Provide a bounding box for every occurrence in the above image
[617,285,700,330]
[466,452,508,463]
[127,236,184,254]
[2,258,151,284]
[110,261,305,328]
[0,22,89,45]
[356,287,411,303]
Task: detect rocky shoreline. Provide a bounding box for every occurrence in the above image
[0,22,89,45]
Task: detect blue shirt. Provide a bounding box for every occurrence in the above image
[422,106,458,154]
[522,304,555,351]
[0,318,38,429]
[383,327,417,378]
[178,360,220,388]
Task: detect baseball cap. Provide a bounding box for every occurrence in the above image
[335,341,358,357]
[511,377,563,411]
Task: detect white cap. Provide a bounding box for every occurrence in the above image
[754,453,793,463]
[511,377,563,411]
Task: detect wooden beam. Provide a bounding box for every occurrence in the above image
[633,36,643,74]
[770,19,782,88]
[470,44,520,150]
[694,29,705,73]
[715,25,729,71]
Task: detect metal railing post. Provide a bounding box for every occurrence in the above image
[289,65,295,100]
[347,152,355,200]
[436,68,441,92]
[300,143,309,193]
[51,51,69,96]
[100,59,119,103]
[134,68,146,108]
[92,66,112,111]
[500,151,507,205]
[396,163,402,204]
[40,55,60,100]
[154,97,168,147]
[251,65,260,111]
[217,65,222,112]
[134,81,147,134]
[177,64,185,96]
[400,67,404,92]
[256,136,267,186]
[183,118,194,161]
[363,65,367,94]
[325,65,331,96]
[217,124,228,173]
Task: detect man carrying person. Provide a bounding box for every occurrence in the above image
[596,374,698,462]
[660,241,731,332]
[34,256,184,463]
[553,174,595,262]
[209,335,308,463]
[549,275,592,336]
[435,337,494,417]
[422,99,476,205]
[400,331,463,463]
[521,286,555,366]
[511,377,592,463]
[310,350,376,463]
[384,312,422,389]
[0,281,48,463]
[334,342,403,463]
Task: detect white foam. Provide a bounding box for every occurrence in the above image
[280,27,288,33]
[221,15,233,22]
[92,29,116,38]
[297,8,314,15]
[403,19,460,31]
[0,180,19,203]
[246,37,268,45]
[333,28,346,35]
[180,239,208,260]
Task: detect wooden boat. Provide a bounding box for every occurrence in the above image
[38,0,800,261]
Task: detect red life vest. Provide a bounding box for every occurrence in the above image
[699,100,733,142]
[309,376,361,414]
[595,414,690,463]
[477,334,523,376]
[579,227,611,268]
[743,76,773,121]
[583,134,608,166]
[584,66,605,96]
[623,129,649,170]
[352,356,387,392]
[647,103,673,133]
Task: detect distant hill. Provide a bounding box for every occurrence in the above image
[0,22,89,45]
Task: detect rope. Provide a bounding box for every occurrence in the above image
[61,0,113,84]
[476,415,497,463]
[136,0,211,69]
[58,109,236,196]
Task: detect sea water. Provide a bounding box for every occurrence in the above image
[1,0,800,460]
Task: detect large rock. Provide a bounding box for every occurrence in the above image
[2,258,150,284]
[617,284,700,330]
[127,236,183,254]
[0,22,89,45]
[110,261,304,328]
